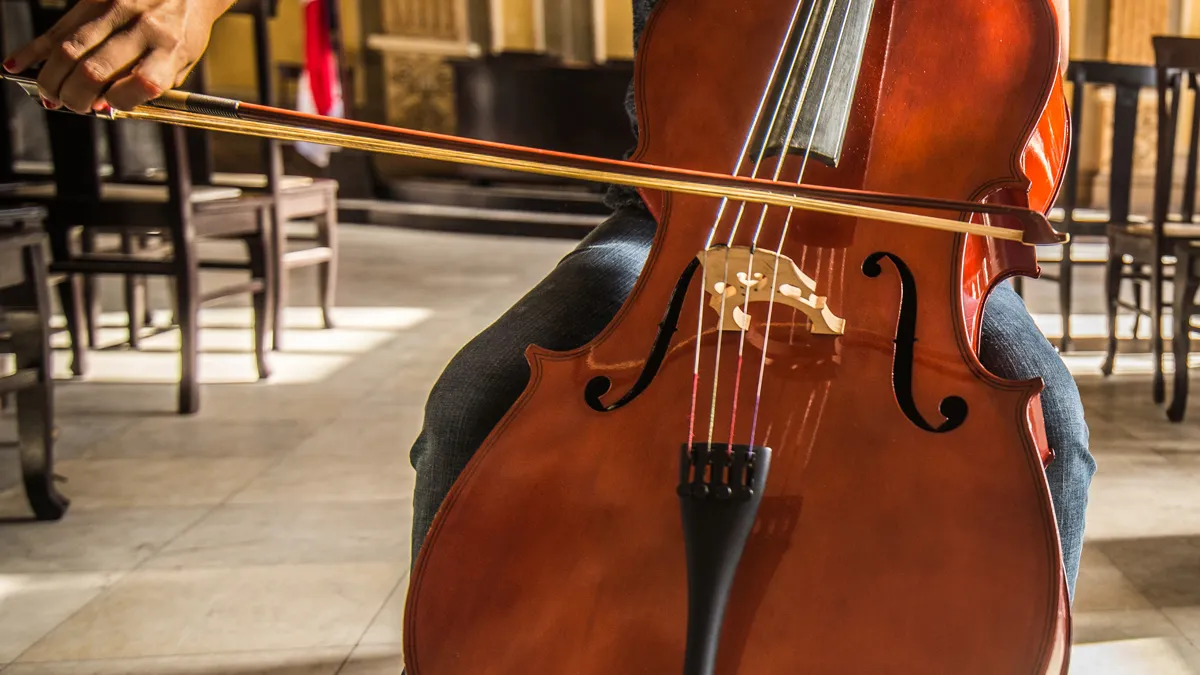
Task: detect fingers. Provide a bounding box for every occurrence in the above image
[2,0,109,73]
[57,29,149,113]
[38,3,137,110]
[103,47,185,110]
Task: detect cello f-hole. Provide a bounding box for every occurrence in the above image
[862,251,969,433]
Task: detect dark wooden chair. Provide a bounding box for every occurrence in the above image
[190,0,339,350]
[9,107,275,414]
[0,0,279,415]
[1103,36,1200,422]
[1036,61,1156,352]
[0,13,87,378]
[0,204,69,520]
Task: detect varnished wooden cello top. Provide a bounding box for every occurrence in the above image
[402,0,1073,673]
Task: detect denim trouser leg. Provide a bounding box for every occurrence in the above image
[409,207,1095,600]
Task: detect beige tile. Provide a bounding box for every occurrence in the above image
[0,571,121,664]
[338,643,403,675]
[1069,637,1200,674]
[1073,609,1186,645]
[1073,547,1155,613]
[17,563,404,662]
[1084,464,1200,542]
[290,408,425,459]
[48,458,276,511]
[229,453,415,505]
[82,418,318,459]
[1,647,350,674]
[1094,537,1200,608]
[1162,607,1200,648]
[359,574,408,646]
[0,507,208,573]
[0,413,135,462]
[143,501,412,569]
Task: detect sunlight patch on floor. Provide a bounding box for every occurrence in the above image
[43,306,433,386]
[1070,637,1200,674]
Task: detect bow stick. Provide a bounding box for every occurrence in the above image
[1,71,1066,246]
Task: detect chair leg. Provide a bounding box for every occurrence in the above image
[12,239,69,520]
[1132,278,1145,339]
[247,210,273,380]
[271,209,287,351]
[174,239,201,415]
[48,231,88,377]
[317,200,338,330]
[81,231,100,347]
[122,233,145,348]
[1169,252,1198,422]
[1059,243,1073,352]
[1152,256,1166,403]
[1101,253,1122,376]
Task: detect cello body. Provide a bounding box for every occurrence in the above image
[405,0,1072,672]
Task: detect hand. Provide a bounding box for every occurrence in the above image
[3,0,236,114]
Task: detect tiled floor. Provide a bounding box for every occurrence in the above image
[0,222,1198,673]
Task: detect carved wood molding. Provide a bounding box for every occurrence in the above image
[382,53,456,134]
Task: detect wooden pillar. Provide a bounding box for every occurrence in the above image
[593,0,634,62]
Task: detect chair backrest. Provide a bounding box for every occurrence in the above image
[1058,60,1156,234]
[185,0,283,198]
[1152,36,1200,235]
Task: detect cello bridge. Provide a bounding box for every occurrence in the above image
[699,246,845,336]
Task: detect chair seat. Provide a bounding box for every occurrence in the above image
[210,172,318,191]
[1048,207,1150,224]
[1124,218,1200,239]
[10,182,243,204]
[12,160,114,178]
[1036,239,1110,263]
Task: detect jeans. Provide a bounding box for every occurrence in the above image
[409,205,1096,599]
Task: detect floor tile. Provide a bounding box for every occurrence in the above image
[46,458,276,511]
[1073,609,1187,645]
[338,644,403,675]
[1073,547,1156,613]
[0,571,121,665]
[81,418,318,460]
[0,507,208,574]
[1069,637,1200,674]
[289,407,425,459]
[229,453,415,505]
[1,647,350,674]
[143,501,412,569]
[17,563,404,662]
[359,574,408,646]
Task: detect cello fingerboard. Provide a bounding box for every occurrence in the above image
[752,0,877,168]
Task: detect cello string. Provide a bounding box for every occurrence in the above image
[704,0,830,451]
[688,0,821,450]
[720,0,844,449]
[748,0,856,449]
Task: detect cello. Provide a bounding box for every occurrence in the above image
[2,0,1073,670]
[400,0,1073,673]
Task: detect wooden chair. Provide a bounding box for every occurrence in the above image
[10,107,275,414]
[0,15,87,378]
[1104,36,1200,422]
[192,0,340,350]
[0,204,69,520]
[1038,61,1156,352]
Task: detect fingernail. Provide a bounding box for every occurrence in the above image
[3,58,16,72]
[92,100,110,114]
[40,96,59,110]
